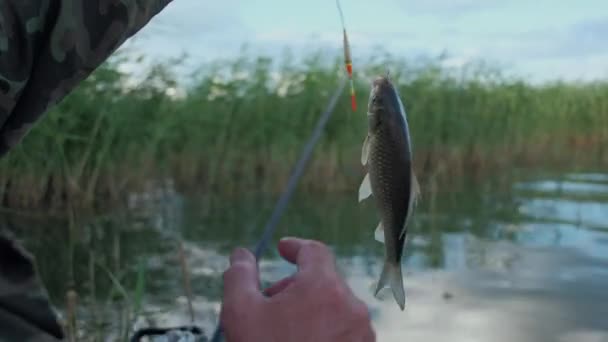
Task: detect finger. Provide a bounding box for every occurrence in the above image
[278,237,335,272]
[263,275,296,297]
[229,247,254,266]
[222,248,262,304]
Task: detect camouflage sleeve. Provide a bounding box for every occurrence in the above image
[0,229,65,341]
[0,0,173,156]
[0,1,173,340]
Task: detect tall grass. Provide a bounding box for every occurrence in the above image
[0,50,607,211]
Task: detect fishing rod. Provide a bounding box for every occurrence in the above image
[209,78,347,342]
[128,80,345,342]
[209,2,357,339]
[252,82,348,260]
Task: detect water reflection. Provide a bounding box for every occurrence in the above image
[6,171,608,341]
[515,180,608,194]
[565,173,608,183]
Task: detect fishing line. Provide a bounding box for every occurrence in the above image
[336,0,347,28]
[209,78,347,342]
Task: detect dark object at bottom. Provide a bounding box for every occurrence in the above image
[130,325,207,342]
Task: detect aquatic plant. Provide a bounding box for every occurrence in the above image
[1,49,607,211]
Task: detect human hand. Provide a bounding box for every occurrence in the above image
[220,237,376,342]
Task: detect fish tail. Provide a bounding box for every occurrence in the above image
[374,260,406,310]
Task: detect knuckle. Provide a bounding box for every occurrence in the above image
[223,262,249,282]
[305,240,330,255]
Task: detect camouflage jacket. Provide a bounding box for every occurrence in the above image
[0,1,173,341]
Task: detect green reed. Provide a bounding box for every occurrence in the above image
[0,49,607,211]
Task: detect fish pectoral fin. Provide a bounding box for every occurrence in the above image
[361,135,370,166]
[374,221,384,244]
[358,173,372,202]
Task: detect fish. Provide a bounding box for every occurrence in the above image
[358,75,420,310]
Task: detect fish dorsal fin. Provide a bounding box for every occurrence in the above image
[358,173,372,202]
[361,135,370,166]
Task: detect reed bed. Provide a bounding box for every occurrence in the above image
[1,50,607,211]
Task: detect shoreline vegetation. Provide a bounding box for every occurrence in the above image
[1,50,607,213]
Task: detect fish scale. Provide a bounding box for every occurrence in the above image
[371,128,410,236]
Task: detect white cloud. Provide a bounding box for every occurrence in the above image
[111,0,608,83]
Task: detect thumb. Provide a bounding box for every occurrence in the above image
[222,248,262,305]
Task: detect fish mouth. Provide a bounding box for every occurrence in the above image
[372,76,392,91]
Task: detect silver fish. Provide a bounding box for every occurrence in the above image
[359,75,420,310]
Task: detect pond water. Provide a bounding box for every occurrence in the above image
[8,171,608,341]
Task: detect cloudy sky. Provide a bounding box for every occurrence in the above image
[121,0,608,83]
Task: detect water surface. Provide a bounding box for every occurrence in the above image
[9,171,608,341]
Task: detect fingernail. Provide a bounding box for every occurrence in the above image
[279,236,300,242]
[230,247,253,265]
